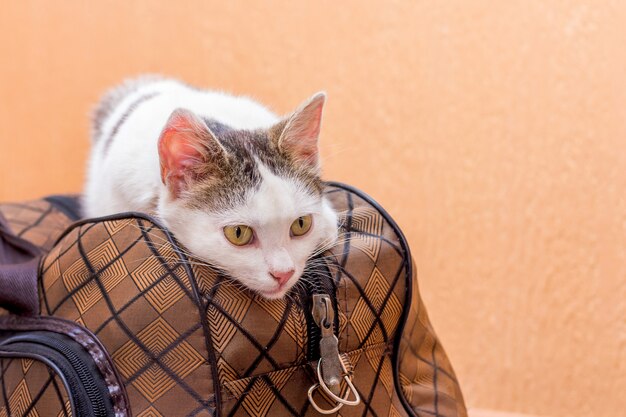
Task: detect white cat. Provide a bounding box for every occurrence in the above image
[84,77,338,299]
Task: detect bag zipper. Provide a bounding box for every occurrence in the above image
[302,265,362,413]
[0,331,112,417]
[299,257,338,362]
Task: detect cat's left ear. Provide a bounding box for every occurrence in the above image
[275,92,326,172]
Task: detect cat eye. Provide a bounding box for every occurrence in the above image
[223,225,254,246]
[290,215,313,237]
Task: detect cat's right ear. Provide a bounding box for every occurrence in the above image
[158,108,227,197]
[275,92,326,172]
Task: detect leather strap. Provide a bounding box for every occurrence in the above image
[0,212,41,316]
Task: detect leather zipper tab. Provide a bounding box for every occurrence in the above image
[311,294,342,395]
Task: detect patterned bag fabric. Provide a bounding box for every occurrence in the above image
[0,183,467,417]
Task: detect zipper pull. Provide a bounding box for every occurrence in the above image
[308,294,360,414]
[311,294,342,396]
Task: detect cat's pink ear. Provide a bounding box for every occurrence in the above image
[277,92,326,171]
[158,108,226,197]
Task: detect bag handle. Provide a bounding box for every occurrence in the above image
[0,213,41,316]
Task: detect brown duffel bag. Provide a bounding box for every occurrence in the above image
[0,183,467,417]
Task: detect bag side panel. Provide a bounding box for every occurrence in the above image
[324,183,467,417]
[398,266,468,417]
[39,216,215,416]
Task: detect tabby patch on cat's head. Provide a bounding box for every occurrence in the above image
[155,92,337,299]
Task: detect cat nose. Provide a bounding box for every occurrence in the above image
[269,269,295,286]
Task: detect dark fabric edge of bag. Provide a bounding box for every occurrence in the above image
[0,315,130,417]
[0,211,42,316]
[44,195,82,221]
[45,182,422,416]
[0,196,81,316]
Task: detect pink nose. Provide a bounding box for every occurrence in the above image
[270,269,295,286]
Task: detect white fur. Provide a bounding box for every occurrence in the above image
[85,79,277,216]
[84,79,338,299]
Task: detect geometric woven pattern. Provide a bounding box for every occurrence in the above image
[0,199,76,252]
[130,255,189,314]
[197,267,311,414]
[2,380,37,417]
[1,183,468,417]
[62,239,130,314]
[135,406,164,417]
[398,282,468,417]
[223,366,296,417]
[352,267,403,345]
[0,358,71,417]
[349,207,384,261]
[113,317,204,402]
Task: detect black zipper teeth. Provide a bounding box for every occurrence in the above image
[1,333,108,417]
[304,272,322,362]
[301,256,338,362]
[38,335,107,415]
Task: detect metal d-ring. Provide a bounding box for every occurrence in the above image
[316,357,361,406]
[307,383,344,414]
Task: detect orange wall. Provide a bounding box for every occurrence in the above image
[1,2,624,416]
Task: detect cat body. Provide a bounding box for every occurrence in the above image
[84,77,338,299]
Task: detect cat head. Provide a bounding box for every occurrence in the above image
[156,93,338,299]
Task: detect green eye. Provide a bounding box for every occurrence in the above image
[224,225,254,246]
[290,215,312,237]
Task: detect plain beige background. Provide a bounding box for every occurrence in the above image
[1,2,624,416]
